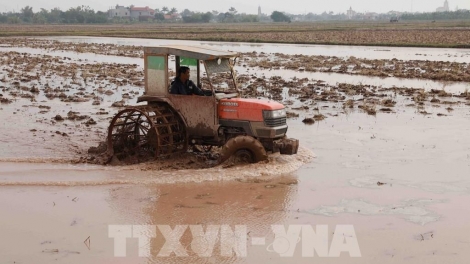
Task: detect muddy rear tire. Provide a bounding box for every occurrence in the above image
[219,136,267,164]
[107,104,187,164]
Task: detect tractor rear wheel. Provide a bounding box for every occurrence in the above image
[107,103,187,164]
[219,135,267,164]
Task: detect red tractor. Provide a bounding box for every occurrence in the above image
[107,45,298,164]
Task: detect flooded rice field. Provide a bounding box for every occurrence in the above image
[0,37,469,263]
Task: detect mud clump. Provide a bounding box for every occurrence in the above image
[84,141,112,165]
[0,97,12,104]
[286,111,299,118]
[55,131,68,136]
[111,100,126,107]
[85,118,97,125]
[125,151,220,170]
[313,114,326,121]
[380,108,393,112]
[88,141,108,155]
[85,140,221,169]
[381,99,396,107]
[358,104,377,115]
[67,111,89,121]
[343,99,354,108]
[302,118,315,124]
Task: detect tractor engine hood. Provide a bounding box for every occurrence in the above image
[218,98,285,122]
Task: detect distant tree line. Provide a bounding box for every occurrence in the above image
[0,6,107,24]
[181,11,213,23]
[180,7,258,23]
[401,10,470,20]
[270,11,291,22]
[1,5,469,24]
[0,5,260,24]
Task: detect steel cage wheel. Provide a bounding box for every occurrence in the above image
[107,104,187,164]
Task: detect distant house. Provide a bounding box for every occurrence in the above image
[363,12,378,20]
[108,5,130,19]
[108,5,155,20]
[163,13,180,21]
[436,0,450,12]
[130,6,155,20]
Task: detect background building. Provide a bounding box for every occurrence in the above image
[108,5,130,19]
[347,7,356,19]
[130,6,155,20]
[436,0,450,12]
[108,5,155,20]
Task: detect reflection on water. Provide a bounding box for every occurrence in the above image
[0,165,298,264]
[135,180,296,263]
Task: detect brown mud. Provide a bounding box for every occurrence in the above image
[1,37,470,264]
[1,38,469,82]
[0,39,469,163]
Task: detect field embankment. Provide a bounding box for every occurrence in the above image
[1,21,470,48]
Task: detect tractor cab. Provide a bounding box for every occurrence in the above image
[108,45,298,164]
[137,45,240,139]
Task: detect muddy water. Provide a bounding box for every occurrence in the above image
[0,46,142,66]
[1,109,470,263]
[0,147,313,185]
[46,36,470,63]
[0,38,470,93]
[1,38,470,263]
[241,68,469,93]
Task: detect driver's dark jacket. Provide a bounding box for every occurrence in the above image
[170,77,204,95]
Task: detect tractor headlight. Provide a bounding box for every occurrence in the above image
[263,109,286,119]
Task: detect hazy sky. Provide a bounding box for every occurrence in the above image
[1,0,469,14]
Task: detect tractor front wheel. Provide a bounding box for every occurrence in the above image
[219,135,267,164]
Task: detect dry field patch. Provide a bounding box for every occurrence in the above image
[1,21,470,47]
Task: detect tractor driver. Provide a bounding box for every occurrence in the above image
[170,66,208,96]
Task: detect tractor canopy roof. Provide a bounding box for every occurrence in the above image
[144,45,238,60]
